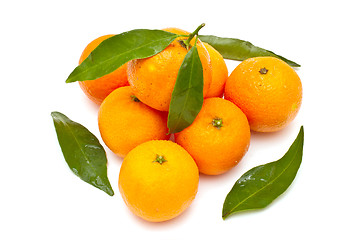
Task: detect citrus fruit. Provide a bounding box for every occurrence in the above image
[162,27,190,35]
[78,34,129,105]
[127,28,212,111]
[118,140,199,222]
[98,86,169,157]
[203,42,228,97]
[175,97,250,175]
[224,57,302,132]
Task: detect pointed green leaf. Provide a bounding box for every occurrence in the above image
[167,45,204,134]
[199,35,300,67]
[222,126,304,219]
[51,111,114,196]
[66,29,178,83]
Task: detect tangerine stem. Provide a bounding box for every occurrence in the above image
[130,95,141,102]
[212,117,223,129]
[184,23,206,49]
[259,67,269,74]
[153,154,167,165]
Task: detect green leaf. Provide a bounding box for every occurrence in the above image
[66,29,178,83]
[222,126,304,219]
[199,35,300,67]
[167,45,204,134]
[51,111,114,196]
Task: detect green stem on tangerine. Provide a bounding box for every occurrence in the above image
[130,95,141,102]
[212,117,223,129]
[153,154,167,164]
[183,23,206,49]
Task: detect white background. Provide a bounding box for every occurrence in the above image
[1,0,359,239]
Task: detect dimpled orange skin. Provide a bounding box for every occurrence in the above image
[203,42,228,97]
[119,140,199,222]
[175,98,250,175]
[79,34,129,105]
[127,28,212,111]
[224,57,302,132]
[98,86,169,158]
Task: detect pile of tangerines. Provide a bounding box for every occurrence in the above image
[77,28,302,222]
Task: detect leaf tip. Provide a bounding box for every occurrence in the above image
[51,111,61,120]
[106,188,115,196]
[100,180,114,196]
[289,60,301,68]
[222,210,231,220]
[65,75,74,83]
[298,125,304,139]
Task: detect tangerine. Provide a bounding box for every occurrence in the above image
[98,86,169,157]
[224,57,302,132]
[119,140,199,222]
[175,97,250,175]
[127,28,212,111]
